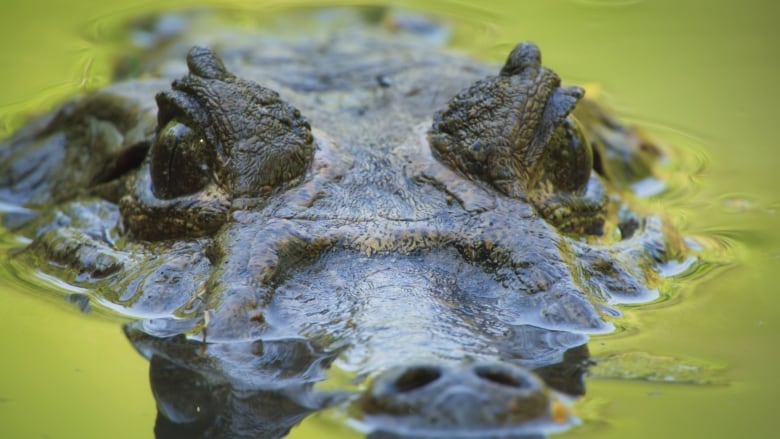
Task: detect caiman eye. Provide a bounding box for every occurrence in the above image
[120,46,313,241]
[150,119,214,199]
[538,116,593,195]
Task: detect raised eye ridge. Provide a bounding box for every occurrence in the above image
[430,42,588,199]
[122,46,315,240]
[430,42,605,234]
[152,46,314,199]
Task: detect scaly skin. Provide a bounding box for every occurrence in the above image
[0,10,685,437]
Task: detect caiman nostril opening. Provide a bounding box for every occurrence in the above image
[393,366,442,392]
[473,365,530,389]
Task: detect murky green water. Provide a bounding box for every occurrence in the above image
[0,0,777,438]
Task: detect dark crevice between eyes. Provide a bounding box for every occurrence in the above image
[87,140,150,203]
[591,142,606,178]
[90,140,150,186]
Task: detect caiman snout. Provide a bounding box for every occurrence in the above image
[360,362,574,437]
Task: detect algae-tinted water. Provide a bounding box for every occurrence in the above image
[0,0,777,438]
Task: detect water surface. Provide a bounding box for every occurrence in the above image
[0,0,777,437]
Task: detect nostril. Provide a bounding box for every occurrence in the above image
[393,366,442,392]
[473,365,531,389]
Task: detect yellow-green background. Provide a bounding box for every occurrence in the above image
[0,0,777,438]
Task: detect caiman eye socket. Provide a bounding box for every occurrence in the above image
[150,119,214,199]
[540,117,593,194]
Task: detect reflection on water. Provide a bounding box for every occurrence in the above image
[127,321,591,438]
[0,1,778,439]
[128,325,342,438]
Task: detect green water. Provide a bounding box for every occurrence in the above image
[0,0,777,438]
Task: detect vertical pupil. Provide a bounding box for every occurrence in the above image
[150,120,213,199]
[544,117,593,194]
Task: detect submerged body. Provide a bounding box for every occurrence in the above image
[0,9,684,438]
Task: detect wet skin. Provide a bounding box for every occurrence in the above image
[0,10,685,438]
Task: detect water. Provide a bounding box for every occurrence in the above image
[0,0,777,438]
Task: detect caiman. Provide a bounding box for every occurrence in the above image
[0,8,688,438]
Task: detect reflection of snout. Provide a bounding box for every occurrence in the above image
[361,362,573,436]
